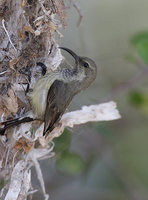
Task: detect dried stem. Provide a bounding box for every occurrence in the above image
[67,0,83,26]
[2,19,17,52]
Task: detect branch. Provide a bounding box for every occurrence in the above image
[45,101,120,143]
[104,61,148,101]
[15,101,120,146]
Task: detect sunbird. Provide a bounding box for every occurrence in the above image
[0,47,97,136]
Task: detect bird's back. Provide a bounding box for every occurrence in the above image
[43,79,80,135]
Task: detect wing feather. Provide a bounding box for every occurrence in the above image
[43,79,78,136]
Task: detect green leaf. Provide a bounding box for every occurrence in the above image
[129,91,148,113]
[56,152,85,175]
[131,31,148,46]
[53,129,71,154]
[136,39,148,65]
[129,91,144,106]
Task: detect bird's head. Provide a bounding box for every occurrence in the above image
[59,47,97,82]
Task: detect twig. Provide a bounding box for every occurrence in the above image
[39,0,50,17]
[44,101,121,144]
[15,101,120,146]
[0,70,9,75]
[2,19,17,52]
[67,0,83,27]
[104,66,148,101]
[26,147,55,199]
[9,101,120,147]
[12,150,19,168]
[0,185,7,199]
[4,146,11,168]
[27,189,38,195]
[31,156,49,200]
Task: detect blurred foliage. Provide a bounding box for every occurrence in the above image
[131,32,148,65]
[53,129,71,155]
[96,122,113,137]
[129,91,145,106]
[136,40,148,65]
[131,31,148,46]
[56,152,85,175]
[84,153,98,176]
[54,129,85,175]
[114,124,148,187]
[50,28,148,199]
[129,90,148,113]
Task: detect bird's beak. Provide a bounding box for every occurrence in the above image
[59,47,79,64]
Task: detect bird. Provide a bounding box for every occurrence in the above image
[0,47,97,137]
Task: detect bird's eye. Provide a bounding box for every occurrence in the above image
[83,62,89,68]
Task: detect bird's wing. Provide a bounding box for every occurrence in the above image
[43,79,78,136]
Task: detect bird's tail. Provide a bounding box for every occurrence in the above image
[0,117,34,135]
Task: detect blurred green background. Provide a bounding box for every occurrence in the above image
[33,0,148,199]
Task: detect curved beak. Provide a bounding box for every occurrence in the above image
[59,47,79,64]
